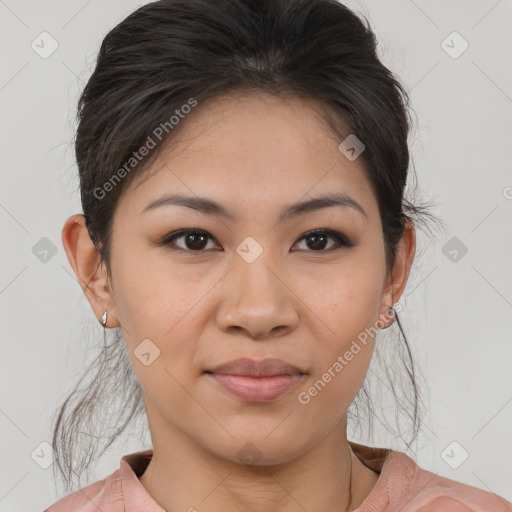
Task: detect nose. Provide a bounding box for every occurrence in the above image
[215,256,299,340]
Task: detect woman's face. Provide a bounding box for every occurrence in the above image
[76,92,414,464]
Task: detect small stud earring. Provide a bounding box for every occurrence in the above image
[100,311,107,327]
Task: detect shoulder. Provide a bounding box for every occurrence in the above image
[43,468,122,512]
[412,471,512,511]
[379,450,512,511]
[42,449,153,512]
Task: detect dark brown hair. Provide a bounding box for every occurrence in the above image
[51,0,444,493]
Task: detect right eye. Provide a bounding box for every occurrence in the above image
[160,229,221,253]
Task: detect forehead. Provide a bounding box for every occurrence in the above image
[117,91,379,223]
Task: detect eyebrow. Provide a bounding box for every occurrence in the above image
[142,191,368,222]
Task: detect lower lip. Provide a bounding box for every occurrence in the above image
[206,373,305,402]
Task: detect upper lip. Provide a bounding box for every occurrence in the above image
[206,357,306,377]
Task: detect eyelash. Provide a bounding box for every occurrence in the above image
[160,228,355,254]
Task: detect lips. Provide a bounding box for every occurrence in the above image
[204,357,307,402]
[205,357,306,377]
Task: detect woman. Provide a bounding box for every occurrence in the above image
[44,0,512,510]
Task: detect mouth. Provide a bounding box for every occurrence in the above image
[205,372,306,402]
[204,357,307,403]
[205,357,307,377]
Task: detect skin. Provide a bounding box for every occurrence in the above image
[62,91,415,512]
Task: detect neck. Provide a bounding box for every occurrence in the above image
[138,407,379,512]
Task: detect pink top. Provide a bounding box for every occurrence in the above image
[44,441,512,511]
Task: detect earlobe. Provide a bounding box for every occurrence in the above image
[61,214,119,326]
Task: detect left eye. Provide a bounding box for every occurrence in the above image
[293,229,354,252]
[161,228,354,253]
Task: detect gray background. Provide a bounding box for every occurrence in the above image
[0,0,511,510]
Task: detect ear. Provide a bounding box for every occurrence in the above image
[61,214,120,328]
[377,219,416,328]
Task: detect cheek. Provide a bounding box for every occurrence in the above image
[113,266,202,412]
[299,285,378,424]
[110,248,210,378]
[110,242,196,335]
[303,258,384,337]
[298,256,383,394]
